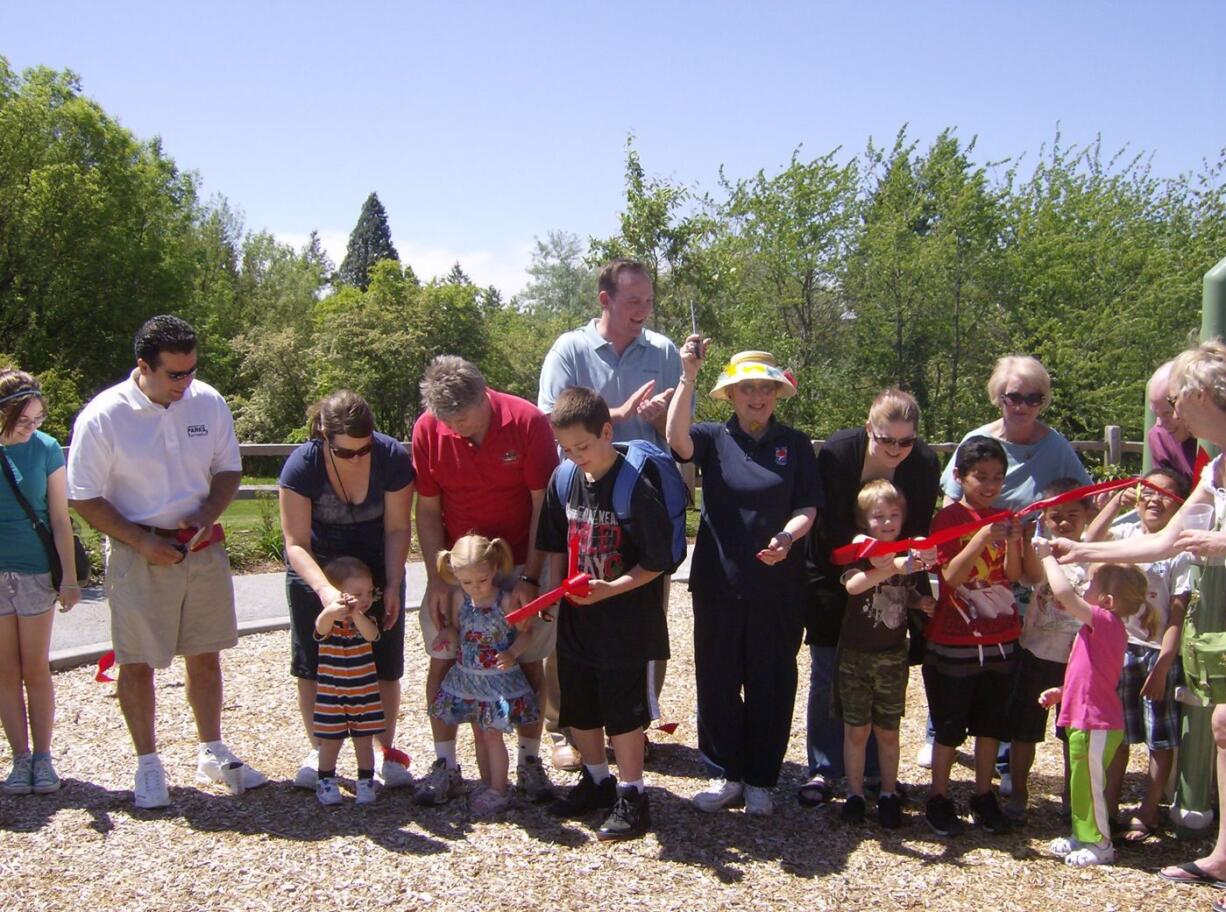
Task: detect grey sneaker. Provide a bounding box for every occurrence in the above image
[413,758,463,806]
[516,756,556,802]
[31,755,61,794]
[3,753,32,795]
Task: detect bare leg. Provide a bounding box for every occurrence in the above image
[479,726,509,795]
[0,615,29,754]
[183,652,222,743]
[843,724,870,796]
[609,728,645,783]
[17,610,55,754]
[930,742,957,797]
[1137,748,1175,825]
[973,737,999,794]
[376,679,400,750]
[1008,740,1037,812]
[571,727,607,768]
[296,677,319,747]
[354,735,374,773]
[874,726,900,794]
[317,737,342,774]
[117,663,157,756]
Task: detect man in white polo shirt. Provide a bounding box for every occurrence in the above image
[68,315,266,809]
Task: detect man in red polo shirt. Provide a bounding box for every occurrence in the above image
[411,355,560,805]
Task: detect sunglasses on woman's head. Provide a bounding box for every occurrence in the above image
[1001,392,1044,407]
[330,442,374,459]
[871,432,916,449]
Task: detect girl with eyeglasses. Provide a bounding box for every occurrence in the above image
[0,369,80,795]
[278,389,416,794]
[799,388,941,807]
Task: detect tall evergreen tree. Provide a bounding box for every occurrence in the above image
[338,192,399,290]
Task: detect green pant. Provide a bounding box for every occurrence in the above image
[1067,728,1123,846]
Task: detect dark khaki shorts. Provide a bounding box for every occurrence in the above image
[833,645,909,729]
[105,537,237,669]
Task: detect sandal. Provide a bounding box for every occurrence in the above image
[1160,861,1226,889]
[797,774,833,807]
[1115,816,1157,844]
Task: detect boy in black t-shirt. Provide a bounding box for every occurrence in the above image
[537,386,673,841]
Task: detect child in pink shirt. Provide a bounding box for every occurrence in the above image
[1032,539,1147,867]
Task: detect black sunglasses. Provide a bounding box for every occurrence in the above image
[872,432,917,449]
[1001,392,1045,408]
[330,442,374,460]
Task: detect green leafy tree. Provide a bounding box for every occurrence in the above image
[338,192,399,290]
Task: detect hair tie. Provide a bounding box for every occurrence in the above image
[0,388,38,406]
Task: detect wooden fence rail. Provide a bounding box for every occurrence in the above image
[224,425,1140,500]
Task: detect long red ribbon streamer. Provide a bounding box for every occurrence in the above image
[830,475,1178,566]
[505,530,591,625]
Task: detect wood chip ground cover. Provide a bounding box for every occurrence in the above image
[1,586,1215,911]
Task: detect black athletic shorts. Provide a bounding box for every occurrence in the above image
[556,653,652,737]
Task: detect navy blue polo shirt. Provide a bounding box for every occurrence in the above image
[681,417,822,601]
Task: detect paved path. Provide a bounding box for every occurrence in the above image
[51,546,694,668]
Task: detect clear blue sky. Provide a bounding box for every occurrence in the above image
[4,1,1222,294]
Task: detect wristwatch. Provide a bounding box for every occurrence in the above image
[519,575,540,586]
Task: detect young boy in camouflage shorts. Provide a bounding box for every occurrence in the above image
[834,480,935,828]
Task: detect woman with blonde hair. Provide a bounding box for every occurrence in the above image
[278,390,415,794]
[800,386,941,805]
[0,369,80,794]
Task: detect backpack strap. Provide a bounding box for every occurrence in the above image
[611,442,644,524]
[553,458,579,507]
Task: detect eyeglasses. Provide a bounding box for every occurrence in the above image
[165,366,197,382]
[1139,490,1175,505]
[1166,394,1179,410]
[1001,392,1045,408]
[14,413,46,430]
[871,432,917,449]
[330,442,374,460]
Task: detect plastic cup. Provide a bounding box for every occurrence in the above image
[1183,504,1216,565]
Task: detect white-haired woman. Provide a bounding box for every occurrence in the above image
[667,339,821,816]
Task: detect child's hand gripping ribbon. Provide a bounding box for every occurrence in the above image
[505,531,591,625]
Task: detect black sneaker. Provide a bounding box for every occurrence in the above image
[547,767,617,818]
[925,794,964,837]
[841,794,866,823]
[969,790,1012,834]
[597,786,650,841]
[877,792,903,829]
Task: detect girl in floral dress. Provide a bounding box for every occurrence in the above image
[429,534,540,815]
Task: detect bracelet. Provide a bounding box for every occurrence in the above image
[777,530,794,547]
[519,575,540,586]
[61,585,80,590]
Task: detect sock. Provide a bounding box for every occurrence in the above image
[137,752,162,769]
[879,791,895,799]
[318,768,337,779]
[618,778,644,794]
[584,762,611,784]
[435,740,458,769]
[202,739,226,756]
[32,751,50,761]
[357,768,374,780]
[518,737,541,764]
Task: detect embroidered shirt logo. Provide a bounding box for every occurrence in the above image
[187,424,208,438]
[775,446,788,466]
[500,449,521,464]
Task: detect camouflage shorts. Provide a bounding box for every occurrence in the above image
[833,645,909,729]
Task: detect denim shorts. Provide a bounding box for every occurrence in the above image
[0,572,57,618]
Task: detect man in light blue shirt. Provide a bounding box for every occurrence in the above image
[538,258,682,449]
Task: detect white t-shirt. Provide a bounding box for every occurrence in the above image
[1111,520,1195,648]
[67,371,241,529]
[1021,561,1090,663]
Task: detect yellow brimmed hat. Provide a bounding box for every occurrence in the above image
[709,351,797,400]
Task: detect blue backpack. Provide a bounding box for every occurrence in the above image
[553,440,689,573]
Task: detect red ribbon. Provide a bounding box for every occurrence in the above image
[830,475,1179,566]
[95,650,116,683]
[505,531,592,625]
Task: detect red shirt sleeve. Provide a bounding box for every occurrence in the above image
[411,414,441,498]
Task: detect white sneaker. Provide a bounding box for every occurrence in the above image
[196,745,269,791]
[355,778,377,805]
[294,749,319,790]
[1066,842,1115,867]
[1048,836,1080,857]
[317,776,343,806]
[916,742,933,770]
[998,772,1012,797]
[744,784,773,816]
[134,762,170,809]
[691,778,744,812]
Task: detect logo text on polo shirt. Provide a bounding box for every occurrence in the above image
[775,446,788,466]
[187,424,209,438]
[500,449,521,464]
